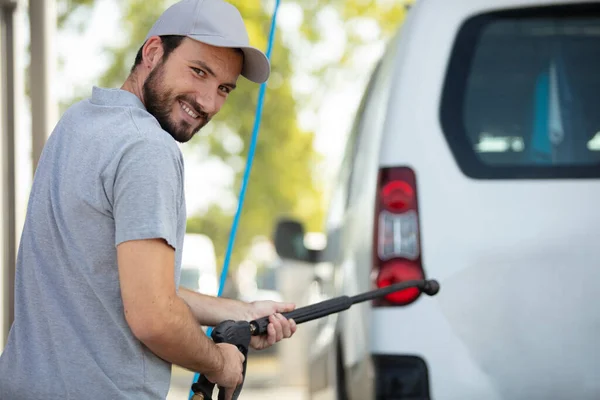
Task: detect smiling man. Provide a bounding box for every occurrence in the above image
[0,1,296,400]
[125,0,267,144]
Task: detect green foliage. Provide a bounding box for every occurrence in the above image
[57,0,95,29]
[306,0,414,44]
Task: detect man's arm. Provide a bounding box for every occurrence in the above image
[178,287,250,326]
[117,238,225,374]
[111,139,243,388]
[178,286,298,352]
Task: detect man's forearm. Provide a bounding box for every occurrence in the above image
[178,287,250,326]
[135,294,224,374]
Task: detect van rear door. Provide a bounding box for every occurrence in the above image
[431,3,600,398]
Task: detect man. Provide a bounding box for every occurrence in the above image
[0,0,297,399]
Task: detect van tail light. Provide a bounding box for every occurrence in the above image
[373,167,424,307]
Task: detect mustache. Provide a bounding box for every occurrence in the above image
[178,96,210,122]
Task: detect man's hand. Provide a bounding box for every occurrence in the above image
[204,343,245,399]
[245,301,297,350]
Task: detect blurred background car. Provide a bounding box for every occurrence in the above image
[179,233,219,297]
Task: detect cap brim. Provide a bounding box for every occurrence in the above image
[187,34,271,84]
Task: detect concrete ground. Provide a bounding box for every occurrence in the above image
[167,353,308,400]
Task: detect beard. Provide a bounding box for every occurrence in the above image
[142,61,210,143]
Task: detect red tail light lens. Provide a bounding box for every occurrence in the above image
[373,167,424,307]
[376,260,423,304]
[381,181,414,213]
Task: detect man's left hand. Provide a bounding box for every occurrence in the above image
[245,301,297,350]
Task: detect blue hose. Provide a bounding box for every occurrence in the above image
[188,0,281,397]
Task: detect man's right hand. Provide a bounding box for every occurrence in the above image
[205,343,245,399]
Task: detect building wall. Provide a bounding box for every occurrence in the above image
[0,0,20,350]
[1,0,56,350]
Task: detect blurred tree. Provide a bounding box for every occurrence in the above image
[285,0,415,123]
[56,0,324,271]
[304,0,414,48]
[55,0,414,271]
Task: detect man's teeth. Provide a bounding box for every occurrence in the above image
[180,102,199,118]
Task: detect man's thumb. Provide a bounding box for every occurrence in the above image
[276,302,296,313]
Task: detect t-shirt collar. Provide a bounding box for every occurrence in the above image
[90,86,147,110]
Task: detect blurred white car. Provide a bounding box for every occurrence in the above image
[180,233,218,296]
[273,0,600,399]
[236,260,283,303]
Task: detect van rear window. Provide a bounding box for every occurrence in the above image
[440,4,600,179]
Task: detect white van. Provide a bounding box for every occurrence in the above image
[273,0,600,399]
[180,233,219,297]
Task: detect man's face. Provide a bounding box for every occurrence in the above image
[142,38,243,143]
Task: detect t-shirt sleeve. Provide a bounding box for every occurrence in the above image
[112,140,183,249]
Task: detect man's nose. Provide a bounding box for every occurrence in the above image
[195,91,219,116]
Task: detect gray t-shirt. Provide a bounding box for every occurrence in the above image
[0,87,187,399]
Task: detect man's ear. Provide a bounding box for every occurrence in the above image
[141,36,165,69]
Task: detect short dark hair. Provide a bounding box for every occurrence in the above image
[131,35,185,73]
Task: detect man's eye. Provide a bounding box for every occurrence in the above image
[192,68,205,76]
[219,86,231,94]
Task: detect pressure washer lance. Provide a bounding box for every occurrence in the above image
[190,278,440,400]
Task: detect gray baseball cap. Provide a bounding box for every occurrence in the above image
[144,0,270,84]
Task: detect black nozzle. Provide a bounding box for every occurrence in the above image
[422,279,440,296]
